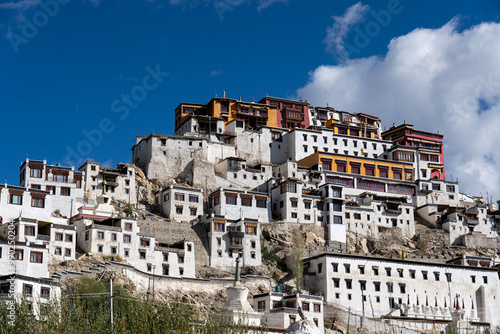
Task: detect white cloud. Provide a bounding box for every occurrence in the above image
[257,0,287,12]
[0,0,39,10]
[298,19,500,200]
[210,70,222,76]
[324,2,370,59]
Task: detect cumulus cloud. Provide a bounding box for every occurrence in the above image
[298,19,500,200]
[324,2,370,59]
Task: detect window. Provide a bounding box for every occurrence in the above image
[139,250,146,259]
[189,195,199,203]
[373,267,379,276]
[65,234,73,242]
[46,186,55,195]
[332,201,342,212]
[471,275,476,283]
[422,271,428,280]
[393,170,402,180]
[97,231,104,239]
[190,208,197,216]
[30,251,43,263]
[31,197,45,208]
[344,264,350,273]
[360,281,366,290]
[397,269,404,278]
[178,255,184,264]
[23,284,33,296]
[241,197,252,206]
[41,287,50,298]
[281,182,297,193]
[434,272,440,281]
[333,216,342,224]
[302,301,310,311]
[124,249,130,257]
[98,245,103,253]
[387,283,394,293]
[374,282,381,292]
[175,193,185,201]
[409,270,415,279]
[351,164,360,174]
[348,294,352,300]
[483,276,488,284]
[333,278,340,288]
[55,233,63,241]
[317,263,322,273]
[291,212,297,218]
[61,187,71,196]
[214,222,225,232]
[379,168,388,178]
[385,268,391,277]
[10,194,22,205]
[140,238,150,247]
[337,163,346,173]
[65,248,71,256]
[399,284,406,294]
[245,225,257,235]
[258,300,266,311]
[254,197,267,208]
[25,226,35,236]
[332,263,338,272]
[30,168,42,178]
[313,304,321,312]
[358,266,365,274]
[354,213,361,220]
[162,264,169,275]
[123,234,131,243]
[446,273,452,282]
[176,205,183,214]
[125,223,132,231]
[55,247,61,255]
[291,199,298,207]
[304,200,311,209]
[345,279,352,289]
[226,195,237,205]
[289,315,296,324]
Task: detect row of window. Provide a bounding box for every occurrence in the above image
[174,206,198,216]
[0,283,50,298]
[328,263,489,283]
[167,193,199,203]
[54,232,73,242]
[54,247,72,256]
[213,223,257,235]
[7,249,44,263]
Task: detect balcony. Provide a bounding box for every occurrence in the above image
[37,234,50,242]
[237,108,268,118]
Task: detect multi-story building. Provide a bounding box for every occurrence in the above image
[207,188,271,223]
[297,151,416,198]
[303,252,500,331]
[175,92,279,132]
[205,215,261,272]
[0,185,53,223]
[72,210,195,278]
[0,217,76,262]
[345,192,415,239]
[19,159,84,218]
[259,96,310,130]
[155,185,204,222]
[440,205,499,246]
[253,292,324,332]
[79,161,136,205]
[383,124,445,181]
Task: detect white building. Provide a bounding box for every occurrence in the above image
[0,217,76,262]
[208,188,271,223]
[270,178,346,243]
[79,161,136,205]
[303,252,500,331]
[19,159,84,218]
[214,157,272,192]
[73,214,195,278]
[0,185,53,223]
[440,205,499,247]
[206,216,261,272]
[253,292,324,332]
[345,192,415,239]
[155,185,203,222]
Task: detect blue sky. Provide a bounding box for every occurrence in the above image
[1,0,500,199]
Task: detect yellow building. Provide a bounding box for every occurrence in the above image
[175,93,278,131]
[298,151,416,195]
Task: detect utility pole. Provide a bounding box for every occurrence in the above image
[110,278,114,331]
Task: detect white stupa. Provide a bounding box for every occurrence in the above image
[284,319,323,334]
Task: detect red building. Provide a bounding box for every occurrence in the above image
[382,124,445,180]
[259,96,310,130]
